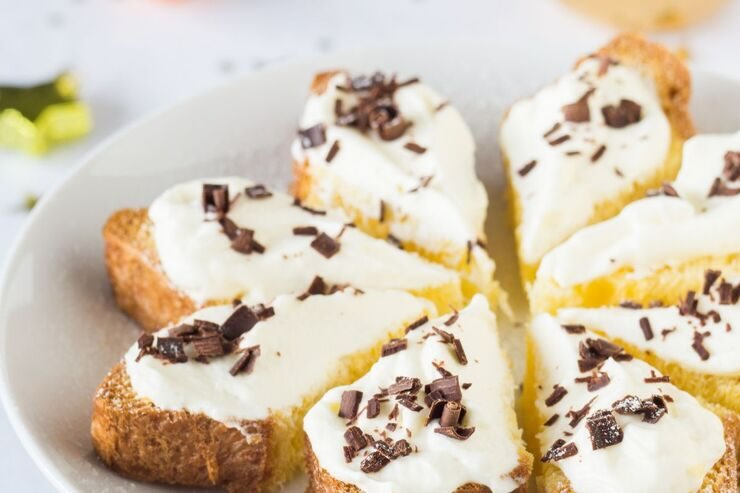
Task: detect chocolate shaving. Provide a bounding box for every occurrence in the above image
[408,175,433,192]
[389,376,422,396]
[591,144,607,163]
[678,290,698,316]
[691,331,711,361]
[292,198,326,215]
[545,384,568,406]
[404,316,428,333]
[138,333,154,349]
[703,269,722,295]
[586,410,623,450]
[360,451,390,473]
[220,305,259,341]
[339,390,363,419]
[202,184,230,216]
[397,396,423,412]
[310,232,341,258]
[367,398,380,419]
[229,345,260,376]
[561,88,594,123]
[432,361,452,378]
[544,414,559,426]
[644,370,670,383]
[612,394,667,423]
[639,317,654,341]
[231,228,265,255]
[344,426,368,452]
[561,324,586,334]
[381,338,408,357]
[434,425,475,441]
[404,142,427,154]
[452,338,468,365]
[325,140,340,162]
[619,300,642,309]
[428,376,462,402]
[439,401,463,427]
[518,160,537,177]
[192,334,225,358]
[292,225,318,236]
[543,122,561,139]
[157,337,187,363]
[444,312,459,326]
[541,439,578,462]
[723,151,740,181]
[566,397,597,427]
[578,338,631,372]
[298,123,326,149]
[708,177,740,197]
[575,371,611,392]
[219,217,239,240]
[602,99,642,128]
[244,184,272,199]
[548,134,571,146]
[661,327,677,339]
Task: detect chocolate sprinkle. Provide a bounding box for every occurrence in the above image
[619,300,642,309]
[586,410,623,450]
[229,345,260,376]
[404,316,428,333]
[244,184,272,199]
[310,232,341,258]
[518,160,537,177]
[444,312,459,326]
[325,140,341,162]
[541,439,578,462]
[591,144,607,163]
[298,123,326,149]
[339,390,363,419]
[691,331,711,361]
[639,317,654,341]
[292,225,318,236]
[202,184,229,216]
[404,142,427,154]
[678,291,698,316]
[544,414,560,426]
[602,99,642,128]
[548,134,571,146]
[292,198,327,215]
[561,324,586,334]
[381,338,408,357]
[545,384,568,407]
[220,305,259,341]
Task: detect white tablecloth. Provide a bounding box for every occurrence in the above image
[1,0,738,489]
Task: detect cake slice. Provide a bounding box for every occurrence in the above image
[303,295,532,492]
[554,270,739,413]
[91,288,435,492]
[530,130,740,314]
[291,71,504,308]
[522,314,738,493]
[104,177,463,331]
[500,33,693,286]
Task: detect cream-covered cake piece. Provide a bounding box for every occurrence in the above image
[521,314,737,493]
[291,71,503,306]
[499,34,692,285]
[555,271,740,413]
[147,177,463,314]
[303,295,532,493]
[92,289,436,492]
[531,131,740,314]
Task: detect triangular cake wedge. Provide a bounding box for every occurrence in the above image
[104,177,463,331]
[303,295,532,492]
[530,131,740,314]
[91,288,435,492]
[291,71,504,309]
[521,314,738,493]
[500,33,693,286]
[554,271,740,413]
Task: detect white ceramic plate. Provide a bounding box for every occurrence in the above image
[2,43,740,492]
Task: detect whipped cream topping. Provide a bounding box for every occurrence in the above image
[500,57,671,265]
[149,177,459,304]
[291,72,489,264]
[530,315,726,493]
[558,276,740,375]
[537,131,740,286]
[125,290,434,427]
[304,296,527,493]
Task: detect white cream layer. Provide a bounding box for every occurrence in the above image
[125,290,434,427]
[292,72,488,264]
[501,57,671,265]
[558,280,740,375]
[149,177,459,304]
[304,295,527,493]
[530,315,726,493]
[537,131,740,286]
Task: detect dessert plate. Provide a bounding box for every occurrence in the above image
[1,42,739,492]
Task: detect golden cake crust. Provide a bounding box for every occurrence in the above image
[303,434,532,493]
[91,362,275,493]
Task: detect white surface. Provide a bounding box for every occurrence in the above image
[1,1,740,491]
[1,43,740,493]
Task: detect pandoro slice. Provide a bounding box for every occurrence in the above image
[91,288,436,492]
[104,177,463,331]
[554,270,740,413]
[521,314,738,493]
[499,33,693,286]
[303,295,532,492]
[291,70,505,309]
[530,130,740,314]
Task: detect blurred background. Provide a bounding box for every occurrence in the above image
[1,0,738,490]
